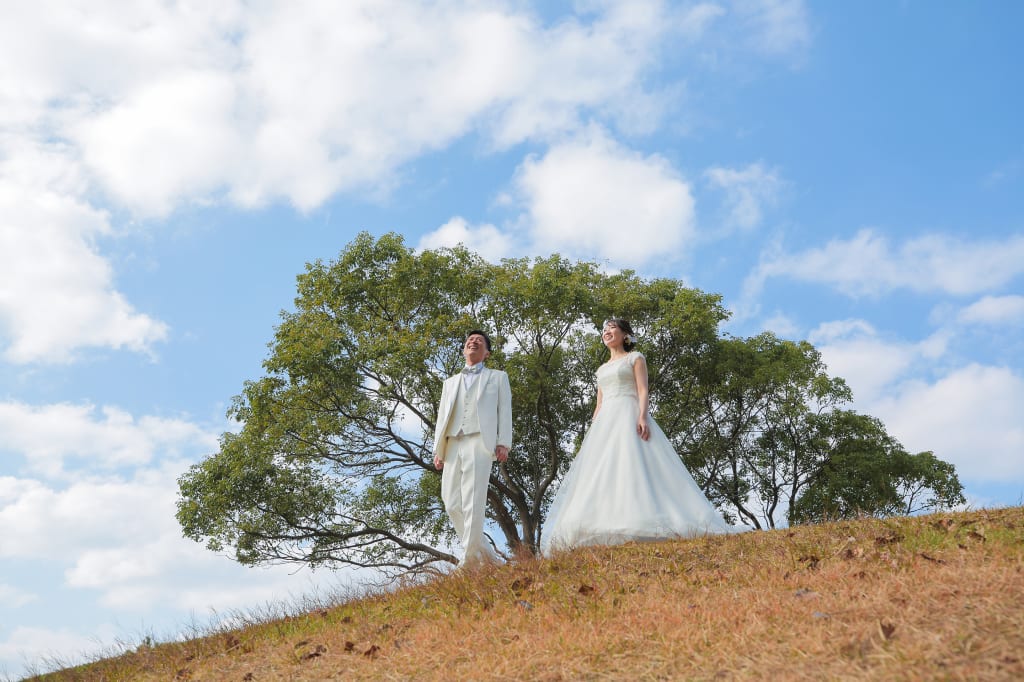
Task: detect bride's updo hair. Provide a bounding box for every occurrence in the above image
[605,318,637,351]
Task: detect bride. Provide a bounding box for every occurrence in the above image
[542,319,740,553]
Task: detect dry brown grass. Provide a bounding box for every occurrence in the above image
[28,506,1024,681]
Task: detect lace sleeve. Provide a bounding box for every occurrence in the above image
[628,351,645,366]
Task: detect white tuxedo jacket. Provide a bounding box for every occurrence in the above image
[433,367,512,463]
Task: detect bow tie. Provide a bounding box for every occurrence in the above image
[461,365,483,375]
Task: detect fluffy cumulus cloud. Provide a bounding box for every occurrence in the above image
[872,365,1024,484]
[745,229,1024,299]
[0,402,217,479]
[809,319,947,405]
[74,71,244,217]
[0,465,354,673]
[1,1,814,363]
[0,466,341,606]
[7,0,675,216]
[0,0,687,363]
[809,319,1024,488]
[514,128,696,267]
[417,217,517,262]
[62,534,341,614]
[0,470,181,561]
[0,402,349,673]
[0,150,168,364]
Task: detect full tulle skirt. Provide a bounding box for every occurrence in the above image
[542,395,740,554]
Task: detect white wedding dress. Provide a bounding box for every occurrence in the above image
[542,352,738,553]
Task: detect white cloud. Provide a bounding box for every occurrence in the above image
[0,459,356,676]
[873,364,1024,484]
[745,229,1024,300]
[808,318,876,345]
[809,319,947,405]
[34,1,674,214]
[0,584,35,609]
[0,624,118,678]
[677,3,728,39]
[704,161,781,231]
[758,311,800,338]
[0,402,216,478]
[0,151,168,364]
[0,467,347,613]
[63,536,344,614]
[806,319,1024,487]
[74,70,243,217]
[417,217,517,262]
[0,1,692,362]
[0,401,348,620]
[0,2,243,123]
[731,0,811,57]
[514,128,696,267]
[0,469,181,560]
[2,1,811,364]
[956,295,1024,326]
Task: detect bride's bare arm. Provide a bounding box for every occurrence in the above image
[633,355,651,440]
[592,385,604,419]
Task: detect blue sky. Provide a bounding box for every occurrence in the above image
[1,1,1022,676]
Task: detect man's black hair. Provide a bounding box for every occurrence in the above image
[465,330,492,352]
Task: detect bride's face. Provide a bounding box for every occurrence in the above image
[602,323,625,350]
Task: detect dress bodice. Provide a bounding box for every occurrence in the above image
[596,352,641,398]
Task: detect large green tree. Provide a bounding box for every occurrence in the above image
[177,232,964,573]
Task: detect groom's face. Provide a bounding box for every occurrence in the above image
[463,334,490,366]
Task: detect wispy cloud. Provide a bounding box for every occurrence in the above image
[0,624,118,677]
[704,161,781,232]
[744,229,1024,301]
[731,0,811,58]
[0,583,35,609]
[956,295,1024,326]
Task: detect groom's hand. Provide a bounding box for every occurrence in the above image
[433,455,444,470]
[495,445,509,463]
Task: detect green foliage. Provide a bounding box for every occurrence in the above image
[176,232,964,573]
[788,415,966,524]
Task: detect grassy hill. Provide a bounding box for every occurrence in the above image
[27,506,1024,681]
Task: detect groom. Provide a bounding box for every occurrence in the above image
[433,330,512,567]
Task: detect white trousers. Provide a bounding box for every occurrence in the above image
[441,433,497,566]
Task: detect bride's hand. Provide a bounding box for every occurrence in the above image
[636,417,650,441]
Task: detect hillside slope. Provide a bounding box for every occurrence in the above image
[31,506,1024,681]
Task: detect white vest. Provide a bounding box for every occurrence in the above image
[445,375,482,437]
